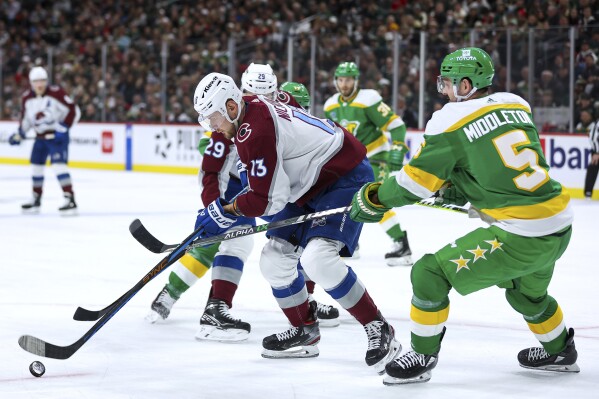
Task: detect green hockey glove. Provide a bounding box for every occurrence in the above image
[434,183,468,206]
[350,183,391,223]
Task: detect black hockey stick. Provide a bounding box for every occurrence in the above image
[415,199,469,214]
[71,205,351,324]
[18,224,208,360]
[130,205,353,254]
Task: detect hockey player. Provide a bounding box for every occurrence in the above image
[147,71,339,338]
[9,66,80,215]
[192,73,401,373]
[350,47,579,385]
[278,81,311,112]
[324,62,411,266]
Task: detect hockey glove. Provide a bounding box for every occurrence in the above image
[51,122,69,144]
[8,129,26,146]
[387,143,407,172]
[350,182,391,223]
[194,198,238,239]
[434,183,468,207]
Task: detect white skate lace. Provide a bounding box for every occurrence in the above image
[275,326,299,341]
[527,347,550,362]
[316,302,333,316]
[395,351,427,369]
[156,289,176,309]
[364,320,384,350]
[216,301,241,322]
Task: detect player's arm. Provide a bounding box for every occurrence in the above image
[229,131,290,218]
[49,86,77,130]
[365,100,408,169]
[199,132,232,205]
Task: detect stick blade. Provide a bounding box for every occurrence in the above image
[73,306,104,321]
[18,335,77,360]
[129,219,167,253]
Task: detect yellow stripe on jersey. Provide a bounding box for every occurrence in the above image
[381,114,399,132]
[481,191,570,220]
[379,210,396,224]
[324,103,341,113]
[403,164,446,193]
[411,304,450,325]
[349,102,369,109]
[445,104,532,132]
[179,254,210,279]
[365,135,389,153]
[527,306,564,335]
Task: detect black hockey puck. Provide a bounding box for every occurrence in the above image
[29,361,45,377]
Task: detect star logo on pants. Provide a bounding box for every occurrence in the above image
[450,255,471,273]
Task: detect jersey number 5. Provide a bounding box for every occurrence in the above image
[492,130,549,192]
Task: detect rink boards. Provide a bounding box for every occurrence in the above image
[0,121,595,197]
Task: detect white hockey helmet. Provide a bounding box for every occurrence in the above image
[241,63,277,96]
[29,66,48,82]
[193,73,242,130]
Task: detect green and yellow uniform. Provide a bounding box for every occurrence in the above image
[351,48,574,360]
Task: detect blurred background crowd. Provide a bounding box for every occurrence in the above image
[1,0,598,132]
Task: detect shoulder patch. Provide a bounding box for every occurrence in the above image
[236,123,253,143]
[354,89,382,107]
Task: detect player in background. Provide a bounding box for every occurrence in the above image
[192,73,401,373]
[9,66,80,215]
[278,81,311,112]
[324,62,411,266]
[146,71,339,338]
[350,48,578,385]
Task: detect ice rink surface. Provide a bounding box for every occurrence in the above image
[0,165,597,399]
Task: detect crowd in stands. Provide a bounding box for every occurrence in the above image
[1,0,598,132]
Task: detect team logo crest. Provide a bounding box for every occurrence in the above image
[237,123,252,142]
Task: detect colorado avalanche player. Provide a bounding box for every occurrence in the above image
[192,73,401,373]
[9,66,80,215]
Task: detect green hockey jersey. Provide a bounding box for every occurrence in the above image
[324,89,406,157]
[378,92,573,237]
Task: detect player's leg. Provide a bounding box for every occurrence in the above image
[503,227,579,372]
[23,140,49,213]
[196,221,254,342]
[584,162,599,199]
[298,261,340,327]
[146,243,217,322]
[260,205,320,358]
[301,158,401,373]
[370,155,411,266]
[47,138,76,215]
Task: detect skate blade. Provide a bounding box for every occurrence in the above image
[385,255,413,267]
[372,339,402,375]
[520,363,580,373]
[383,370,432,385]
[59,208,78,217]
[145,310,163,324]
[195,325,250,342]
[22,208,40,214]
[261,345,320,359]
[319,318,341,328]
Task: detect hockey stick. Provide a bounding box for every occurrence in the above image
[415,199,469,214]
[18,224,204,360]
[69,205,351,325]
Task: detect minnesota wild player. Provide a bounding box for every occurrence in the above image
[279,81,311,112]
[324,62,411,266]
[351,47,579,385]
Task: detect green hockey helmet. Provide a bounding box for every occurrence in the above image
[279,81,311,109]
[334,61,360,97]
[438,47,495,101]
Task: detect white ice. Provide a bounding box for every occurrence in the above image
[0,164,597,399]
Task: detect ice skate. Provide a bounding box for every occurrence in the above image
[145,286,178,323]
[21,193,41,214]
[518,328,580,373]
[385,233,412,267]
[262,301,320,358]
[58,193,78,216]
[364,311,402,374]
[384,327,445,385]
[314,301,340,328]
[195,298,251,342]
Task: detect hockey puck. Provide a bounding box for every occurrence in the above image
[29,361,45,377]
